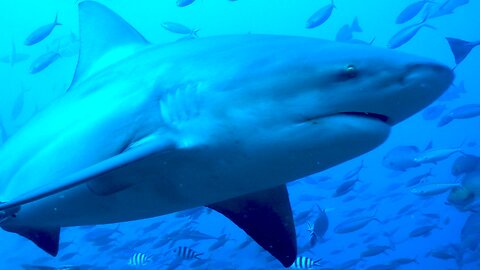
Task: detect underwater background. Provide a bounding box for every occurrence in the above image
[0,0,479,269]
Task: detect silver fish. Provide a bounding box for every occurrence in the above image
[24,14,61,46]
[29,51,62,74]
[305,0,335,29]
[161,22,198,37]
[438,104,480,127]
[410,183,461,196]
[388,18,434,49]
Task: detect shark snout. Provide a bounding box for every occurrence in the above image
[384,62,454,125]
[402,63,454,91]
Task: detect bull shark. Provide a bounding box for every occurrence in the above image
[0,1,453,267]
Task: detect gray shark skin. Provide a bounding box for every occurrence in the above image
[0,1,453,267]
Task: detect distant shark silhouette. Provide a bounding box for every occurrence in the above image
[0,1,453,267]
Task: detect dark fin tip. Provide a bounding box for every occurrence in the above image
[208,185,297,267]
[2,226,60,256]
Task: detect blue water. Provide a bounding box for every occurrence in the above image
[0,0,479,269]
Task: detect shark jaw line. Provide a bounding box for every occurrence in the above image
[304,112,390,125]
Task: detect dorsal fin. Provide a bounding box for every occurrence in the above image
[71,1,149,85]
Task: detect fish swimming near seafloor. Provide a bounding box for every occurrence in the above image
[0,1,453,268]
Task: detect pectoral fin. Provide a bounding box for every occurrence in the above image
[2,225,60,256]
[207,185,297,267]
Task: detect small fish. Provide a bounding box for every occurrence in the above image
[208,234,233,251]
[236,238,252,250]
[58,252,77,261]
[308,227,318,247]
[405,169,433,187]
[51,32,80,58]
[427,249,457,260]
[84,226,123,242]
[396,0,432,24]
[388,18,434,49]
[445,38,480,65]
[409,225,439,237]
[302,174,331,184]
[410,183,461,196]
[295,209,312,224]
[25,14,61,46]
[383,145,420,171]
[451,154,479,176]
[335,17,362,42]
[11,86,31,120]
[343,160,364,180]
[336,258,363,269]
[427,0,470,19]
[0,119,8,144]
[0,41,29,66]
[176,0,196,7]
[422,213,441,219]
[422,104,447,121]
[397,203,415,215]
[291,256,322,269]
[390,257,418,266]
[161,22,199,37]
[139,220,164,233]
[335,213,381,234]
[21,265,85,270]
[438,104,480,127]
[305,0,335,29]
[333,178,359,197]
[413,147,463,164]
[365,263,397,270]
[438,81,466,102]
[173,246,202,260]
[312,206,329,239]
[128,252,153,266]
[29,51,62,74]
[361,245,392,257]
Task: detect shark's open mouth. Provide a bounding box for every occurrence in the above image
[341,112,389,123]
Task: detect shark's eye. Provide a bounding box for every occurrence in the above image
[342,64,358,79]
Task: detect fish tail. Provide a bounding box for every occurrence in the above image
[191,29,200,38]
[374,218,384,224]
[424,24,436,30]
[385,233,396,250]
[54,13,62,26]
[351,17,362,33]
[437,115,453,127]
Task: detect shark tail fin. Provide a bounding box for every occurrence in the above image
[2,225,60,256]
